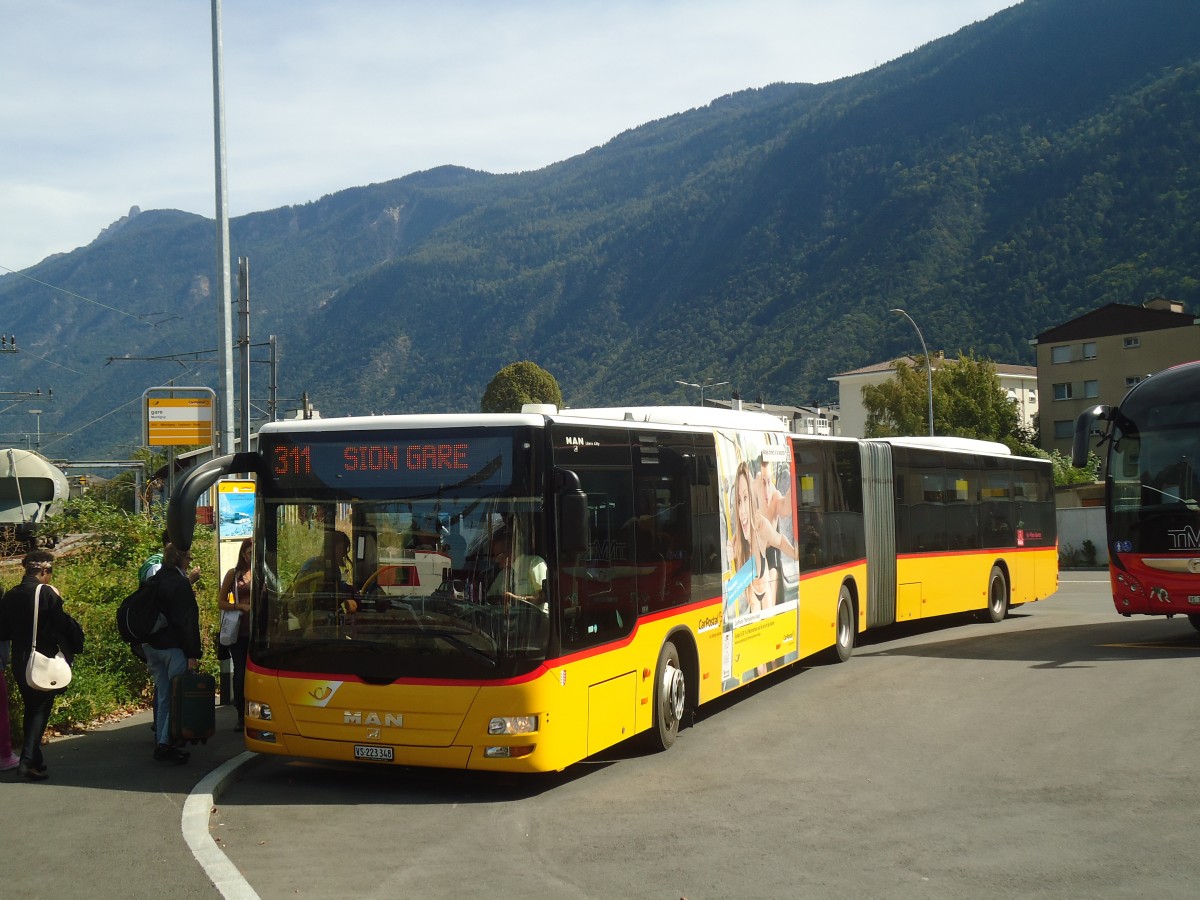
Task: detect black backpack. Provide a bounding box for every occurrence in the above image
[116,579,168,644]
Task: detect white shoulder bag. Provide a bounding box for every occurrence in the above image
[25,584,73,692]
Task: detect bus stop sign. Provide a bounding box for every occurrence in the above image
[143,387,216,448]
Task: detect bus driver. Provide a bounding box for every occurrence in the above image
[487,531,548,612]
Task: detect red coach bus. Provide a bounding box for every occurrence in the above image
[1074,360,1200,626]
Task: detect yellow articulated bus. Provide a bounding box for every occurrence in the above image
[168,406,1058,773]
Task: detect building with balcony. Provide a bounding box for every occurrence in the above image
[1031,298,1199,456]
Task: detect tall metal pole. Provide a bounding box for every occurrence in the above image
[675,379,729,408]
[268,334,278,422]
[891,308,935,436]
[701,380,729,408]
[212,0,235,455]
[29,408,42,451]
[237,257,251,451]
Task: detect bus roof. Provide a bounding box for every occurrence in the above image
[257,406,793,435]
[256,413,549,434]
[551,405,791,432]
[874,435,1012,456]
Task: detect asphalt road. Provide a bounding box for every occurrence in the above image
[205,572,1200,900]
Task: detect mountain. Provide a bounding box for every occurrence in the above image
[3,0,1199,460]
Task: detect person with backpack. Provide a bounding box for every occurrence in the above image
[135,531,199,740]
[143,544,202,764]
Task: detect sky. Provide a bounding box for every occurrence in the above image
[1,0,1017,274]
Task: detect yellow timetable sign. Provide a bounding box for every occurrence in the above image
[146,396,214,446]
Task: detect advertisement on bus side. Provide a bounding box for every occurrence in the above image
[715,428,800,690]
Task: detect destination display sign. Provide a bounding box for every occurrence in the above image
[264,432,514,493]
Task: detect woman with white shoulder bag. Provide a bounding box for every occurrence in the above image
[0,550,84,782]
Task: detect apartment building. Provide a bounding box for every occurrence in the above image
[706,397,838,435]
[1031,298,1199,456]
[829,354,1037,439]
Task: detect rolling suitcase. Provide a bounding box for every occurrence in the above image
[169,671,217,745]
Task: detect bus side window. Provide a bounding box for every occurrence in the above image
[979,457,1013,549]
[636,433,695,613]
[894,446,948,553]
[557,432,637,651]
[944,452,981,551]
[691,438,721,604]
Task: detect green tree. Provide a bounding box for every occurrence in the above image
[481,361,563,413]
[863,353,1020,441]
[1034,447,1101,487]
[863,358,937,437]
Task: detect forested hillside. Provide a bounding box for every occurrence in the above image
[2,0,1197,459]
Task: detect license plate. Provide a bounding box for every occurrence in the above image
[353,744,394,762]
[1188,596,1200,606]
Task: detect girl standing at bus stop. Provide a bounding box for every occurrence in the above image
[219,538,253,732]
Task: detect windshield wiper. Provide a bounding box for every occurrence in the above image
[386,626,497,665]
[258,639,391,660]
[1142,483,1200,511]
[431,632,496,666]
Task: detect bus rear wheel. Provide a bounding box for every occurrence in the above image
[649,640,686,751]
[833,585,855,663]
[984,565,1009,623]
[1188,614,1200,632]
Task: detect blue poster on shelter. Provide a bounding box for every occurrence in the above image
[217,480,255,541]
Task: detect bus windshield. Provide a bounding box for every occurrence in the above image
[253,426,551,680]
[1109,391,1200,553]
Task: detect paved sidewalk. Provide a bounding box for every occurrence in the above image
[1,703,250,897]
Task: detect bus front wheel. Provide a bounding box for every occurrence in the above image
[984,565,1009,623]
[649,640,686,751]
[833,585,855,663]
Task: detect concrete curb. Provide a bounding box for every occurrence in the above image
[182,751,263,899]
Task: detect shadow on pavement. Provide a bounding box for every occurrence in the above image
[0,701,249,897]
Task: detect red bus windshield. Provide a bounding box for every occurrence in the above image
[1108,379,1200,555]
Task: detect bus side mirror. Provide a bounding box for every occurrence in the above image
[555,468,589,556]
[168,451,265,551]
[1072,405,1112,469]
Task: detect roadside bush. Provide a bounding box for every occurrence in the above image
[1059,540,1101,569]
[3,496,220,736]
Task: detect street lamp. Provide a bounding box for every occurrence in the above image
[890,308,935,437]
[28,408,42,451]
[675,379,730,408]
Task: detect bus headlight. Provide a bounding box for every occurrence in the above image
[247,700,272,721]
[1115,573,1141,593]
[488,715,538,735]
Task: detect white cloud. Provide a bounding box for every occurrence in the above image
[0,0,1016,272]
